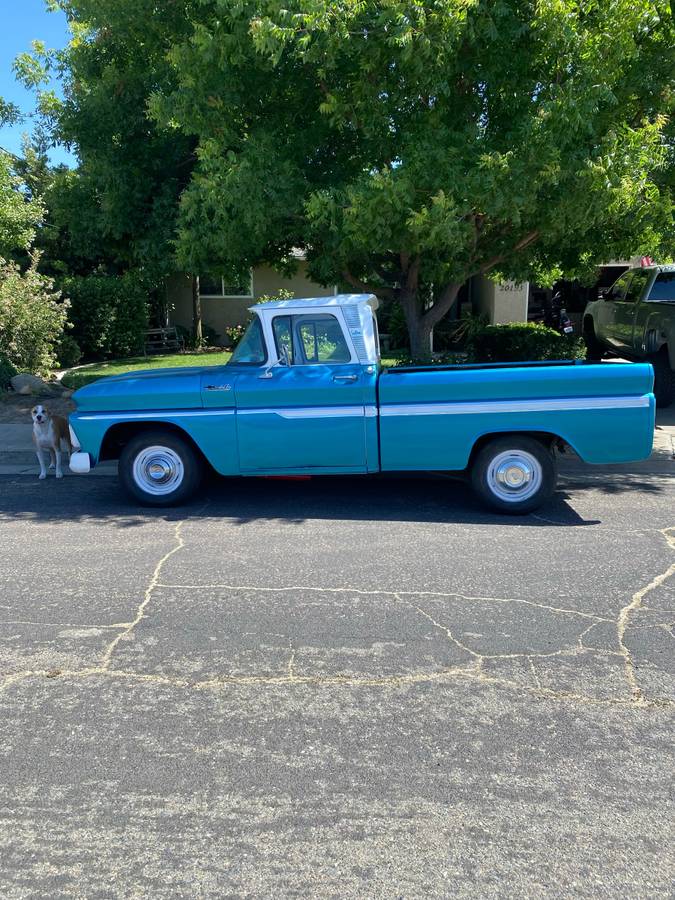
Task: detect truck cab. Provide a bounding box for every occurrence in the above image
[216,295,380,473]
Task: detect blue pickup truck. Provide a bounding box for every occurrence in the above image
[68,294,655,513]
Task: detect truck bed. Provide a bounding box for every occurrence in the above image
[378,361,654,471]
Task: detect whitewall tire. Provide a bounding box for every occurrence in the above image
[119,430,202,506]
[471,436,556,515]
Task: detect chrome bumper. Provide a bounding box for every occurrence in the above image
[70,452,91,474]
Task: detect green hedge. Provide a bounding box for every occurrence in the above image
[0,257,67,377]
[468,322,585,363]
[61,272,149,359]
[0,352,17,390]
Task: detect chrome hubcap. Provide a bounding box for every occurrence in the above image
[132,446,184,496]
[487,450,542,502]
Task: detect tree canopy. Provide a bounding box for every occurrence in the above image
[157,0,674,354]
[22,0,675,354]
[18,1,196,284]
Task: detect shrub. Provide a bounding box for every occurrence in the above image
[468,322,585,363]
[224,323,246,349]
[55,333,82,369]
[0,352,17,389]
[0,256,67,376]
[175,322,220,350]
[392,353,462,367]
[62,271,149,359]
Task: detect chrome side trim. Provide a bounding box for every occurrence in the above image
[77,409,235,421]
[77,405,379,422]
[238,405,369,419]
[379,395,651,417]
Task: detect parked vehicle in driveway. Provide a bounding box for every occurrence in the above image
[583,264,675,406]
[68,295,655,514]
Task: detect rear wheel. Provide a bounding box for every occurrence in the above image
[651,350,674,408]
[119,430,203,506]
[471,436,557,515]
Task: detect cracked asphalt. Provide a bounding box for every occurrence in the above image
[0,461,674,898]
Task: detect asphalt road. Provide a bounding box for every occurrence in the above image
[0,464,673,898]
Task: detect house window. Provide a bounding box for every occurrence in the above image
[199,273,254,299]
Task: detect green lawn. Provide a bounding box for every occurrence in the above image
[61,350,405,390]
[60,351,234,390]
[61,350,406,389]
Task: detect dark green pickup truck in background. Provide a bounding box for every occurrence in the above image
[583,264,675,406]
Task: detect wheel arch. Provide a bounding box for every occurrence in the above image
[99,420,210,468]
[467,430,568,470]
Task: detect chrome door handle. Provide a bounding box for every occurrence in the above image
[333,374,358,383]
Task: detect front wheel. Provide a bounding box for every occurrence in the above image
[470,437,557,515]
[119,430,203,506]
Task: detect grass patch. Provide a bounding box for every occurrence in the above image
[61,350,233,390]
[60,349,409,390]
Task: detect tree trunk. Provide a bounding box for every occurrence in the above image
[399,282,461,359]
[191,275,202,345]
[407,313,434,359]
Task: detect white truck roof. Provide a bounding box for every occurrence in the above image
[250,293,381,364]
[249,293,379,312]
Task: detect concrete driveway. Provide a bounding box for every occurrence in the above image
[0,454,673,897]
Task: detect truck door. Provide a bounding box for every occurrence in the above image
[611,269,652,353]
[234,312,377,472]
[601,270,632,350]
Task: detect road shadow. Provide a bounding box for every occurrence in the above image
[0,472,600,528]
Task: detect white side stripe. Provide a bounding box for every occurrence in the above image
[77,409,235,421]
[74,396,649,424]
[379,395,651,417]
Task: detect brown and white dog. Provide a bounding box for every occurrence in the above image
[31,404,73,479]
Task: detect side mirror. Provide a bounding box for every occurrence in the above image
[258,352,289,379]
[598,287,609,300]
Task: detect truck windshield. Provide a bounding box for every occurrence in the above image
[648,273,675,301]
[228,318,267,365]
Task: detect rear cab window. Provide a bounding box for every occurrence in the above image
[648,273,675,302]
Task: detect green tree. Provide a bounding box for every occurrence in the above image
[152,0,674,356]
[18,3,197,323]
[0,151,43,259]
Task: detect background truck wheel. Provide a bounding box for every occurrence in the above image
[651,351,674,408]
[583,320,604,361]
[471,436,557,515]
[119,430,202,506]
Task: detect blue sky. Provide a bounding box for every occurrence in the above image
[0,0,75,165]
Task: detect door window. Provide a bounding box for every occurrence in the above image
[296,315,351,364]
[624,270,651,303]
[608,272,632,301]
[272,315,294,364]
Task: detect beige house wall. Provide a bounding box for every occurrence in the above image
[166,263,336,343]
[472,275,530,324]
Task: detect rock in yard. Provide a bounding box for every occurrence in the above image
[10,374,63,396]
